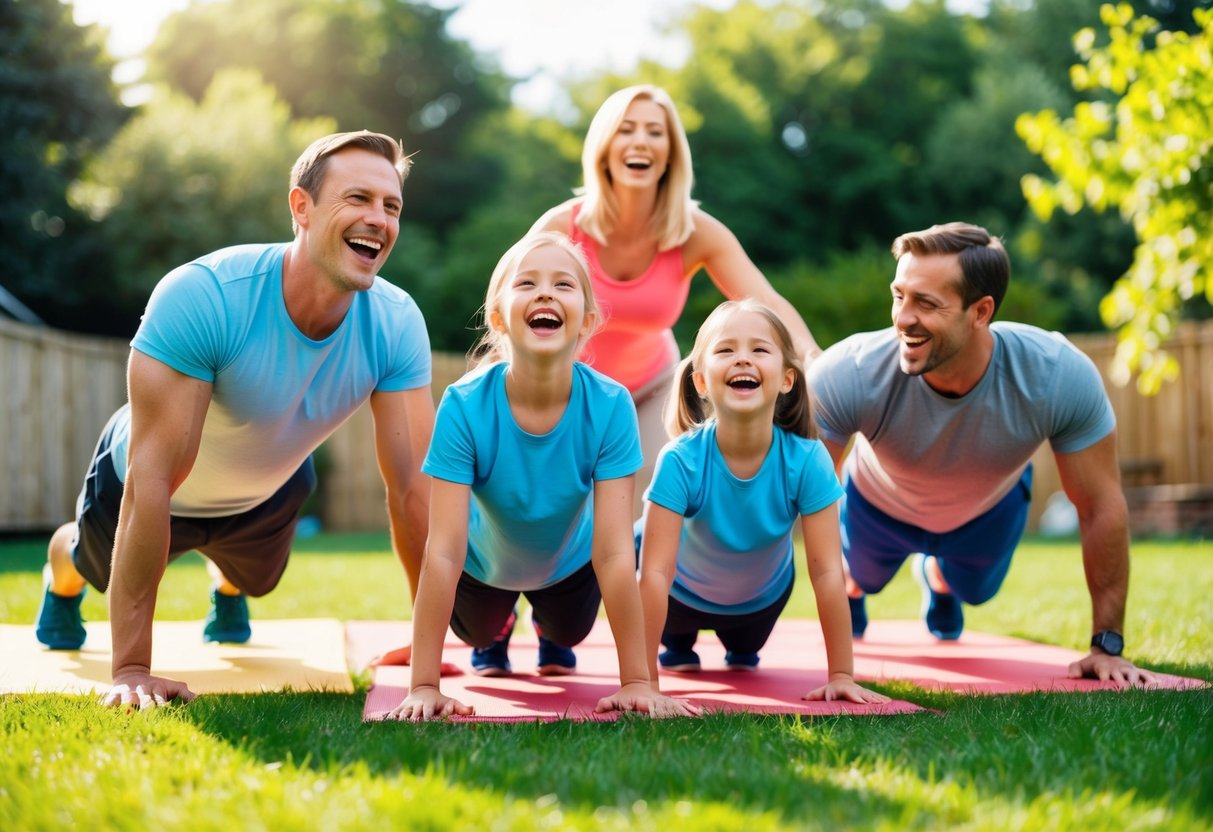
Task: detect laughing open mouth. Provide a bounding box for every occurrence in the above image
[728,375,760,390]
[346,236,382,259]
[527,311,562,330]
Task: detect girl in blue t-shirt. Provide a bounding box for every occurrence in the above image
[638,299,888,704]
[389,232,698,721]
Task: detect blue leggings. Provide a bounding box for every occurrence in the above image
[841,465,1032,605]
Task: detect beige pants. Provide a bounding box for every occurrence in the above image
[631,364,678,520]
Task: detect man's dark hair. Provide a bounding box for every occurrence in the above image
[892,222,1010,317]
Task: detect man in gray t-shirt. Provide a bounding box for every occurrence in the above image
[807,222,1153,685]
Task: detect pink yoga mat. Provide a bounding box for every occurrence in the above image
[352,619,925,722]
[353,620,1205,723]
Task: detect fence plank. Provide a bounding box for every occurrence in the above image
[3,318,1211,534]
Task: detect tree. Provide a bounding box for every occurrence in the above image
[0,0,126,329]
[70,70,335,323]
[1017,3,1212,392]
[144,0,511,236]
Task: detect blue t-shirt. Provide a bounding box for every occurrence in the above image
[645,422,843,614]
[807,322,1115,532]
[122,242,431,517]
[423,362,642,591]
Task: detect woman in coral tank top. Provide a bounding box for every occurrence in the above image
[531,84,821,514]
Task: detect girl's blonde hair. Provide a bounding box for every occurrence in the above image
[469,232,599,368]
[664,299,816,439]
[576,84,697,251]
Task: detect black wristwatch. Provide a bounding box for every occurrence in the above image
[1091,630,1124,657]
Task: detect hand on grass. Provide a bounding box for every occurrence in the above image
[595,682,702,718]
[1068,652,1158,687]
[101,672,196,709]
[803,674,891,705]
[386,685,472,721]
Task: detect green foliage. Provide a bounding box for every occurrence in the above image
[70,70,335,314]
[145,0,511,234]
[1017,3,1213,393]
[0,0,126,329]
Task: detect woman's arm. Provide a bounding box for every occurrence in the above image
[684,211,822,363]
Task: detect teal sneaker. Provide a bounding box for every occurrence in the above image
[35,585,86,650]
[203,589,251,644]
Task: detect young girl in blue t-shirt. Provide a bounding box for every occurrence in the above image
[389,232,698,721]
[638,299,888,704]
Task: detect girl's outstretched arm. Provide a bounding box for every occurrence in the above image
[386,478,474,721]
[637,503,684,692]
[800,507,891,705]
[592,476,701,718]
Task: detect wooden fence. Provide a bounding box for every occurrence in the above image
[2,317,1210,534]
[0,318,129,530]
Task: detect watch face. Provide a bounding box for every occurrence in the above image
[1094,631,1124,656]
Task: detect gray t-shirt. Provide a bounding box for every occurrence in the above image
[807,322,1115,533]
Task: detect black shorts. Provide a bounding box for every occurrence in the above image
[72,408,317,597]
[449,561,601,649]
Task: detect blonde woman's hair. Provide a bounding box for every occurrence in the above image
[576,85,697,251]
[664,299,816,439]
[469,232,599,368]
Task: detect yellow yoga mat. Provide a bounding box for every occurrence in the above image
[0,619,353,696]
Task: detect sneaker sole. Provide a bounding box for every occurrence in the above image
[471,666,512,677]
[659,663,701,673]
[725,664,759,672]
[537,665,576,677]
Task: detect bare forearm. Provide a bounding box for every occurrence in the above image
[386,484,429,600]
[811,573,856,678]
[596,556,651,687]
[108,489,172,678]
[1080,510,1131,633]
[637,570,673,690]
[407,555,460,690]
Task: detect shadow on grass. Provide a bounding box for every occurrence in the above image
[164,684,1213,825]
[170,692,912,826]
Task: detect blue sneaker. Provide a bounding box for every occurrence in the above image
[658,647,701,673]
[203,589,251,644]
[848,594,868,639]
[724,651,760,671]
[536,636,577,676]
[912,553,963,640]
[471,611,515,676]
[35,585,86,650]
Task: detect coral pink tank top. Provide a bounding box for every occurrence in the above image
[570,204,691,394]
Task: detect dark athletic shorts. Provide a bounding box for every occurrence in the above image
[72,408,317,597]
[661,578,795,656]
[449,561,601,649]
[840,464,1033,605]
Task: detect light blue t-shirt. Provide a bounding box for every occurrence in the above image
[807,322,1115,533]
[645,422,843,615]
[423,361,642,591]
[121,243,431,517]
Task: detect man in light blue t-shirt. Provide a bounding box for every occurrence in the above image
[34,131,436,708]
[807,222,1154,686]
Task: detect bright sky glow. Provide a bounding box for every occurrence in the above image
[69,0,989,112]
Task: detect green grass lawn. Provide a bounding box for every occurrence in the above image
[2,533,1210,830]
